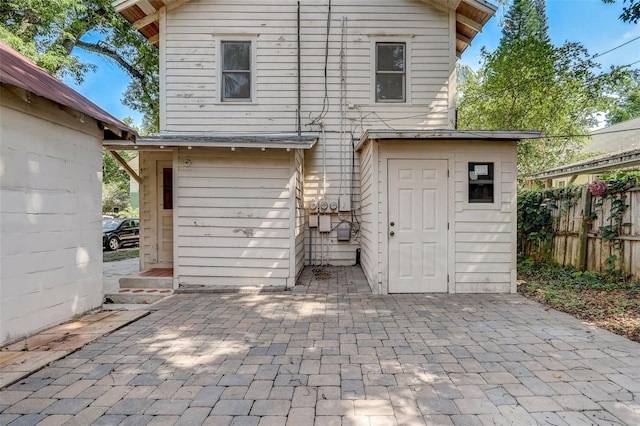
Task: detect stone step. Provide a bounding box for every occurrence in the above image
[119,276,173,289]
[105,288,173,305]
[175,285,286,294]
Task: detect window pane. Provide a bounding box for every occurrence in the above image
[377,43,404,72]
[223,72,251,100]
[223,42,250,71]
[376,74,404,101]
[163,168,173,210]
[468,162,494,203]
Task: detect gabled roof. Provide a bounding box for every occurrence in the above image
[528,120,640,180]
[584,117,640,154]
[0,42,137,141]
[113,0,496,57]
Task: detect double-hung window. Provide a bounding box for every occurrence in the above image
[375,42,406,102]
[221,41,251,101]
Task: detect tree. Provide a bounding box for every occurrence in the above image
[102,149,132,212]
[457,0,619,180]
[0,0,158,133]
[603,0,640,23]
[607,70,640,124]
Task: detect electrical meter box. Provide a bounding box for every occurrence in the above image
[309,215,319,228]
[337,223,351,241]
[319,215,331,232]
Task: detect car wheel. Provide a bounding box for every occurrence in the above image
[107,236,120,251]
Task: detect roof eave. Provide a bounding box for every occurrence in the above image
[115,0,497,56]
[528,148,640,181]
[356,129,541,151]
[103,132,319,150]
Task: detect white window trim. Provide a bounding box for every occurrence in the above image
[370,36,412,105]
[462,157,502,211]
[216,35,258,104]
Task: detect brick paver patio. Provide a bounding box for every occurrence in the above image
[1,266,639,425]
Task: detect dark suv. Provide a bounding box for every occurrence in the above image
[102,218,140,251]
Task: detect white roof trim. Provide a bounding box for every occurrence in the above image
[104,132,318,150]
[356,129,541,151]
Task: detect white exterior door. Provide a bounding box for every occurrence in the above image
[156,161,174,266]
[388,159,448,293]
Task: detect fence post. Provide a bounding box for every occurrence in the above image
[576,185,592,271]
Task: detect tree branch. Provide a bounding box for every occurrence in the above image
[76,39,145,82]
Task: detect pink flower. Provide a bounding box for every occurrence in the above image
[588,180,607,196]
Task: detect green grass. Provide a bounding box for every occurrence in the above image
[103,247,139,262]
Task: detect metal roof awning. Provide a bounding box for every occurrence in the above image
[356,129,541,151]
[0,42,137,141]
[104,132,318,150]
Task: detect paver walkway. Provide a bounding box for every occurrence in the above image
[1,266,639,425]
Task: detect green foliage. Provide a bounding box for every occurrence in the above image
[457,0,626,181]
[116,206,139,219]
[603,0,640,23]
[102,181,129,213]
[501,0,549,44]
[103,150,130,191]
[518,257,634,292]
[607,70,640,124]
[104,247,139,262]
[102,150,136,214]
[589,174,637,275]
[517,186,580,260]
[0,0,159,133]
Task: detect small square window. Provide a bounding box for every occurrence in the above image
[468,162,494,203]
[222,41,251,101]
[376,42,405,102]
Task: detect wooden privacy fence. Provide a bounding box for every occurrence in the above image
[522,185,640,279]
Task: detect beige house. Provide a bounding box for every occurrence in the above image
[111,0,538,293]
[0,43,136,345]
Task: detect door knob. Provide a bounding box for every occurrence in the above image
[390,231,395,236]
[390,221,395,226]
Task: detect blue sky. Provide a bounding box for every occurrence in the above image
[65,0,640,129]
[460,0,640,71]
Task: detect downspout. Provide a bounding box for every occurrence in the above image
[297,1,301,136]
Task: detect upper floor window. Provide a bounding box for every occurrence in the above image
[376,42,405,102]
[222,41,251,101]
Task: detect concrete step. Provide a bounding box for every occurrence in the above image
[175,285,286,294]
[105,288,172,305]
[119,276,173,289]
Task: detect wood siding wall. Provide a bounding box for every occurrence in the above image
[163,0,455,266]
[1,92,103,344]
[175,147,294,286]
[370,141,517,294]
[294,149,306,278]
[358,139,376,290]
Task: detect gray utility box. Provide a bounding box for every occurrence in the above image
[337,223,351,241]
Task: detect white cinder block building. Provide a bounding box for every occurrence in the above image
[112,0,538,293]
[0,42,136,345]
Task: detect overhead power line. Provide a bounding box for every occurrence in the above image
[592,35,640,60]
